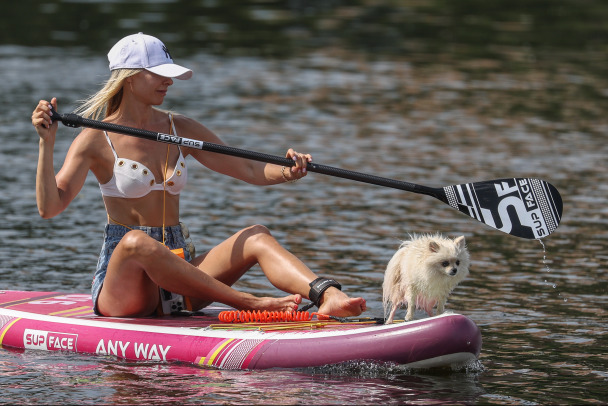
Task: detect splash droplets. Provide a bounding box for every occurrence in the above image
[538,239,567,302]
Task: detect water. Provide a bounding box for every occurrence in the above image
[1,1,607,404]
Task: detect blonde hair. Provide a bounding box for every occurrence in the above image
[76,69,143,120]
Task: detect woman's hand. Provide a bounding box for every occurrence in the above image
[32,98,58,143]
[284,148,312,182]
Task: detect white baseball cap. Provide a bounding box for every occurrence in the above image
[108,33,192,80]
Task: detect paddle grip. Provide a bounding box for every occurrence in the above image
[51,108,162,141]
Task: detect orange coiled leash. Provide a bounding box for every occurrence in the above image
[218,310,330,323]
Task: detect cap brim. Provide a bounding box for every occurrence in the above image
[146,64,192,80]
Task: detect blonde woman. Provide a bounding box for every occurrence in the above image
[32,33,366,318]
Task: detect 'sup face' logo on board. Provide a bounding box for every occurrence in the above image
[24,329,78,352]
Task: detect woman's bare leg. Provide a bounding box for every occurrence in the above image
[96,230,300,317]
[191,225,367,317]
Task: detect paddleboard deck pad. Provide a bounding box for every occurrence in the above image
[0,291,481,370]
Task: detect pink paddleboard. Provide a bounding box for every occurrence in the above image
[0,290,481,370]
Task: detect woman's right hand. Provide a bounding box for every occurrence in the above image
[32,98,58,143]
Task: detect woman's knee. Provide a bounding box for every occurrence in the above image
[243,224,273,243]
[234,224,277,254]
[119,230,162,257]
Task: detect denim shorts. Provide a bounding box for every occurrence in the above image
[92,224,192,315]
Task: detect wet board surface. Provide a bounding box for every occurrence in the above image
[0,290,481,370]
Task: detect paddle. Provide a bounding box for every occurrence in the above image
[50,108,563,239]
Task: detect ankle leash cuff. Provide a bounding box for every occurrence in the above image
[308,277,342,308]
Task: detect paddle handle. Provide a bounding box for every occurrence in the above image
[51,109,442,200]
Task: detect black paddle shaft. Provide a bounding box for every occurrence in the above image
[50,110,442,198]
[50,108,563,239]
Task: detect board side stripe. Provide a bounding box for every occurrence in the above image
[50,306,92,316]
[0,318,21,346]
[205,338,236,366]
[222,339,265,369]
[0,293,61,308]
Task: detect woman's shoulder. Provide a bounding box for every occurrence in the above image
[70,127,108,153]
[171,113,216,140]
[169,112,197,127]
[74,126,106,141]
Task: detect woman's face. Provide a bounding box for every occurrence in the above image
[126,70,173,106]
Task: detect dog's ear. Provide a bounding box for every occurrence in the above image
[454,235,466,249]
[429,240,440,252]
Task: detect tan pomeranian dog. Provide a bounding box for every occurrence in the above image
[383,234,470,324]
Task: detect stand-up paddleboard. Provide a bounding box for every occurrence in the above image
[0,291,481,370]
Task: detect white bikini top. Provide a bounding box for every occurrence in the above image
[99,116,187,198]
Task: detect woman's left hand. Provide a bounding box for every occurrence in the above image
[285,148,312,181]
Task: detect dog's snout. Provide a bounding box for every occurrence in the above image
[449,268,458,276]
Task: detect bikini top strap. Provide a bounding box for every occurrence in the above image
[169,113,176,135]
[103,131,118,160]
[168,113,182,154]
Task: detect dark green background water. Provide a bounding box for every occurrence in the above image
[1,1,606,404]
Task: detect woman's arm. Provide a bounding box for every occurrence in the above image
[177,115,311,185]
[32,98,94,218]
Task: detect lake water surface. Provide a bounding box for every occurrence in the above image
[1,2,607,404]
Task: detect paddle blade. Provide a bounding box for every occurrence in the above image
[441,178,563,239]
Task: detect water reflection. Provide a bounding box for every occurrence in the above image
[6,0,608,67]
[1,0,608,404]
[0,350,486,405]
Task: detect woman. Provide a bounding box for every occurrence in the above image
[32,33,366,318]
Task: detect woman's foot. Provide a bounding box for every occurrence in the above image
[254,294,302,312]
[317,287,367,317]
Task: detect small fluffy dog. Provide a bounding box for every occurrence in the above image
[383,234,470,324]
